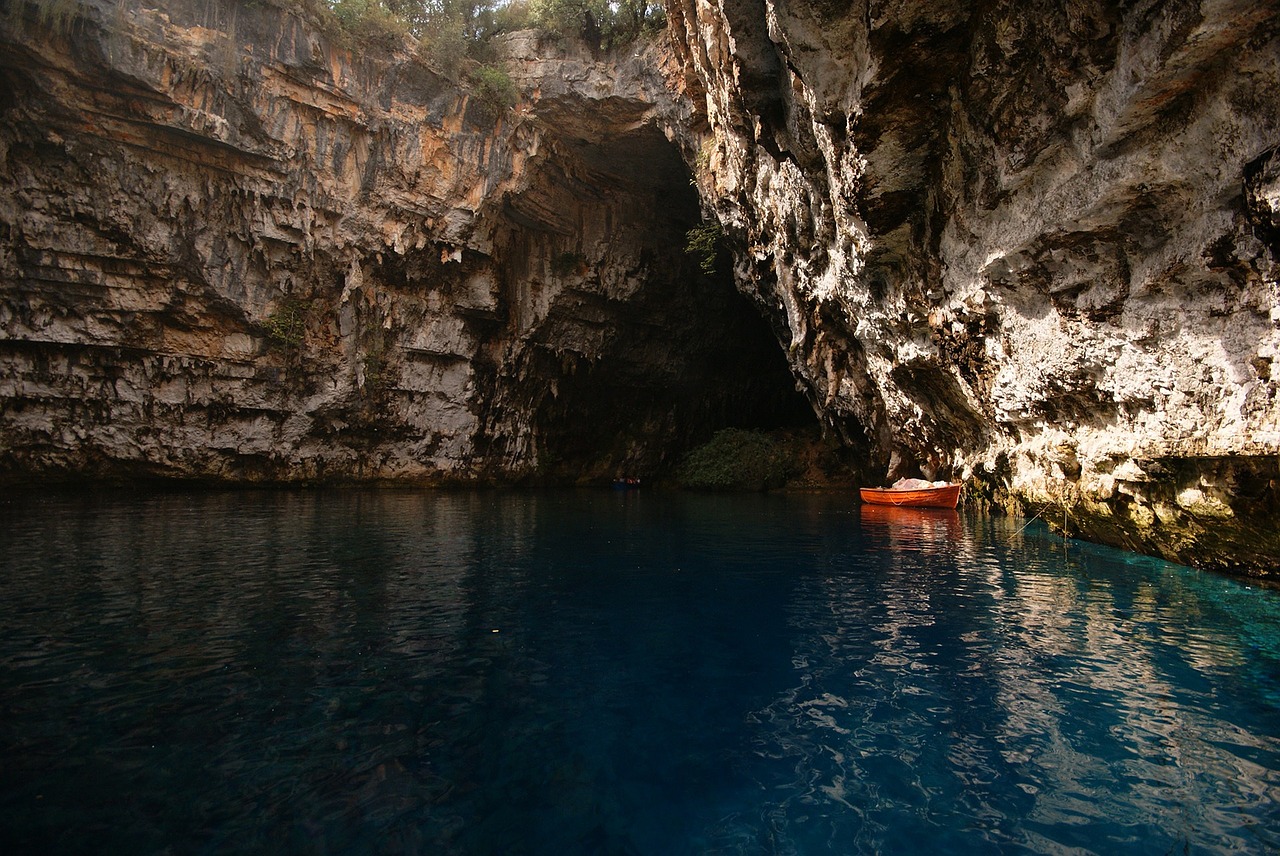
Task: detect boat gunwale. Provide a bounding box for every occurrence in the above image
[858,483,962,509]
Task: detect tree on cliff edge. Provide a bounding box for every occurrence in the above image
[531,0,664,51]
[326,0,665,56]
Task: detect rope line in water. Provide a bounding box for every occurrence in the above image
[1014,504,1049,537]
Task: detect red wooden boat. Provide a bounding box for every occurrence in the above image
[859,482,961,509]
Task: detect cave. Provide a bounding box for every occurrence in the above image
[481,122,817,483]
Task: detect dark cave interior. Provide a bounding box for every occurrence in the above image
[488,123,818,483]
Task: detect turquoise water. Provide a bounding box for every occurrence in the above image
[1,488,1277,854]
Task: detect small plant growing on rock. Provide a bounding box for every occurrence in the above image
[263,298,309,349]
[551,251,585,276]
[684,222,724,276]
[360,352,392,394]
[694,138,713,173]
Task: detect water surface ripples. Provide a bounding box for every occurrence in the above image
[1,488,1277,854]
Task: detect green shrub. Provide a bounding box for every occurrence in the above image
[694,138,713,173]
[492,0,536,33]
[315,1,660,61]
[263,299,309,349]
[684,222,723,276]
[361,353,390,393]
[416,12,468,71]
[530,0,665,50]
[469,63,518,112]
[677,429,792,492]
[328,0,410,49]
[551,251,584,276]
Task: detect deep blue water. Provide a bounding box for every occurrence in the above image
[1,487,1278,855]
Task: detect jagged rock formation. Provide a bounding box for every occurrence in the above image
[2,0,1278,575]
[0,0,809,485]
[667,0,1280,575]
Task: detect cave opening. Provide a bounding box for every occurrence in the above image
[489,123,818,484]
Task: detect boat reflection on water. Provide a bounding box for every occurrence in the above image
[858,502,963,549]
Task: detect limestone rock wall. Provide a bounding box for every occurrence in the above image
[667,0,1280,574]
[0,0,805,484]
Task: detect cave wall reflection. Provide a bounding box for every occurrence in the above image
[746,507,1280,851]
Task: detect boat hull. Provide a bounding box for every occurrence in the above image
[859,484,961,509]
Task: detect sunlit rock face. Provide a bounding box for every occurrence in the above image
[0,0,808,485]
[667,0,1280,574]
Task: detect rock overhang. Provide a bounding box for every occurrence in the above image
[666,0,1280,575]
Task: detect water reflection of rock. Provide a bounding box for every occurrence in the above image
[0,488,512,848]
[742,511,1280,852]
[973,523,1277,846]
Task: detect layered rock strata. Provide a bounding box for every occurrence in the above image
[667,0,1280,575]
[0,0,808,485]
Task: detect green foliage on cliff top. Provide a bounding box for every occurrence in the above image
[320,0,664,55]
[328,0,412,48]
[469,63,518,111]
[677,429,794,492]
[529,0,665,51]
